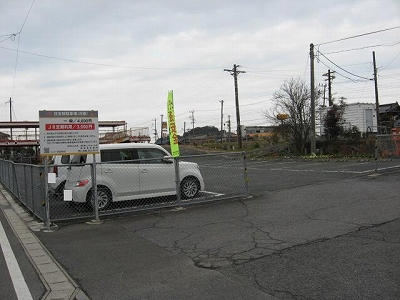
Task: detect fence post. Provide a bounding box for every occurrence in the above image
[243,152,250,195]
[374,136,378,173]
[42,156,57,232]
[89,154,102,224]
[174,157,181,206]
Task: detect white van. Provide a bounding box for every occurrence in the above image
[64,143,204,209]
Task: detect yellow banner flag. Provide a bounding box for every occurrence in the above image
[167,91,180,157]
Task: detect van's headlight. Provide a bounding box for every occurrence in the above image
[75,179,90,187]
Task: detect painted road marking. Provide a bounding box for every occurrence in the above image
[0,217,33,300]
[201,191,225,197]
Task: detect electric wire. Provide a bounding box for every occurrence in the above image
[11,35,21,102]
[380,51,400,71]
[0,46,225,71]
[9,0,36,122]
[19,0,36,34]
[317,50,372,81]
[0,35,16,44]
[323,41,400,55]
[316,26,400,46]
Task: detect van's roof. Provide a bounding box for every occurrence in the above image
[99,143,167,151]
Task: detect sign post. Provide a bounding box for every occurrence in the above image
[167,91,182,205]
[39,110,100,229]
[39,110,99,156]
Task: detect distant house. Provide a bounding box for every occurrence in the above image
[243,126,274,138]
[379,102,400,131]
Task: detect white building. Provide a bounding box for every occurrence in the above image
[318,102,377,136]
[343,102,377,133]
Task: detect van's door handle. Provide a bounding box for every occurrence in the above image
[104,168,113,173]
[141,168,148,173]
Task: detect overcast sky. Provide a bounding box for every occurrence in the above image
[1,0,399,138]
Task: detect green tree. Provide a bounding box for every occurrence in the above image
[184,126,219,138]
[323,97,346,141]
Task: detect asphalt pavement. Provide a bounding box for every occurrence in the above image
[1,159,400,299]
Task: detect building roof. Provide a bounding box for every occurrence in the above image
[379,102,400,114]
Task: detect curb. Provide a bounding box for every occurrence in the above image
[0,185,89,300]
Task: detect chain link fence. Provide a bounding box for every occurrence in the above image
[376,134,400,159]
[1,136,399,225]
[0,160,46,220]
[0,152,249,223]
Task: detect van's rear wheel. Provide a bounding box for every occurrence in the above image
[180,177,200,199]
[87,187,112,210]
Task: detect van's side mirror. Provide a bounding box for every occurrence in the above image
[162,156,173,164]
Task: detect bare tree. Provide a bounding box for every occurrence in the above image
[266,78,320,153]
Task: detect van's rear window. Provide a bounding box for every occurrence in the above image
[70,155,87,164]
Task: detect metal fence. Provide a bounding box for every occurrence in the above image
[0,160,46,220]
[376,134,400,159]
[4,136,396,225]
[0,152,249,223]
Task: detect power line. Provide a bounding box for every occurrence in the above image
[381,51,400,71]
[9,0,36,122]
[317,50,372,81]
[11,35,21,101]
[317,57,365,83]
[0,34,17,44]
[323,41,400,55]
[0,0,35,43]
[19,0,36,34]
[317,25,400,46]
[0,46,225,71]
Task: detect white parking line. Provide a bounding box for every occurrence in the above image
[0,217,33,300]
[267,168,372,174]
[201,191,225,197]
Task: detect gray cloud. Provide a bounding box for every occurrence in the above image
[0,0,399,132]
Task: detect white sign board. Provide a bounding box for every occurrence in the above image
[39,110,99,156]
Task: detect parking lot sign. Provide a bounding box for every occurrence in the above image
[39,110,99,156]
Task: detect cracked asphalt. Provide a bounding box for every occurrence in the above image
[35,162,400,299]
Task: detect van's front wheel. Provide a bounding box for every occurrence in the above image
[87,187,112,210]
[180,177,200,199]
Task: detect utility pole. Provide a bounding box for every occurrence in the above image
[373,51,380,134]
[227,115,231,142]
[322,83,327,107]
[220,100,224,143]
[8,97,13,140]
[189,110,195,138]
[224,64,245,149]
[160,114,163,145]
[323,69,336,106]
[183,121,186,143]
[153,118,158,142]
[310,44,316,155]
